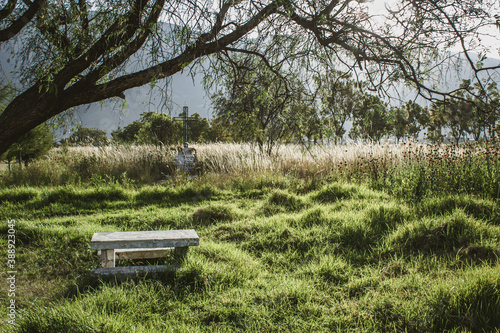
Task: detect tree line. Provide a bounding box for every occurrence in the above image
[60,78,500,151]
[206,56,500,152]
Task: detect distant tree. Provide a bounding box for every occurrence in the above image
[63,125,110,146]
[112,120,143,144]
[389,101,428,142]
[469,81,500,141]
[136,112,181,145]
[349,94,389,143]
[210,54,299,154]
[407,101,429,140]
[426,100,446,144]
[315,71,360,144]
[389,106,407,143]
[201,117,234,143]
[293,102,323,144]
[447,99,474,144]
[182,113,211,143]
[432,87,475,145]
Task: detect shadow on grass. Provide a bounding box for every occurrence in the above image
[418,195,499,225]
[5,184,219,218]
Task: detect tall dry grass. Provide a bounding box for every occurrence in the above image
[60,142,418,179]
[1,142,498,199]
[196,142,411,174]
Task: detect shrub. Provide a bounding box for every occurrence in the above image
[384,211,485,256]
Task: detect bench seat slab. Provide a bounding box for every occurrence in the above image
[91,229,199,250]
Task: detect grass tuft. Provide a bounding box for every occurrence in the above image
[0,187,40,203]
[384,211,486,256]
[428,267,500,332]
[192,204,237,225]
[260,189,306,216]
[419,195,499,224]
[310,182,360,203]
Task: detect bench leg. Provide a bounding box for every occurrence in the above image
[101,249,116,268]
[174,247,189,265]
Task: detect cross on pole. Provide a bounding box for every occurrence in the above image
[173,106,198,144]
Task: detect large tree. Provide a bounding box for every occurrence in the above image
[389,100,428,142]
[1,0,499,155]
[315,71,361,144]
[210,54,297,153]
[465,80,500,141]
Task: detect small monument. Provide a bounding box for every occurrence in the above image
[173,143,197,173]
[173,106,198,173]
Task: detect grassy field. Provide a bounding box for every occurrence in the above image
[0,142,499,332]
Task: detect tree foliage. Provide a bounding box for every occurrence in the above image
[349,94,389,143]
[112,120,143,144]
[185,112,211,143]
[135,112,179,145]
[389,101,429,143]
[0,0,499,154]
[315,71,360,144]
[111,111,210,145]
[210,54,299,153]
[1,123,53,166]
[62,125,110,146]
[427,80,500,144]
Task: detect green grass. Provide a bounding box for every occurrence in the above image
[1,176,499,332]
[0,142,499,332]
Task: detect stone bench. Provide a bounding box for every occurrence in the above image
[90,229,199,276]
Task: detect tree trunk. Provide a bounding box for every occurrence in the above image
[0,0,280,156]
[0,85,61,156]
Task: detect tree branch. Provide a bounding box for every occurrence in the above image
[0,0,45,42]
[80,0,166,85]
[0,0,17,21]
[59,0,281,110]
